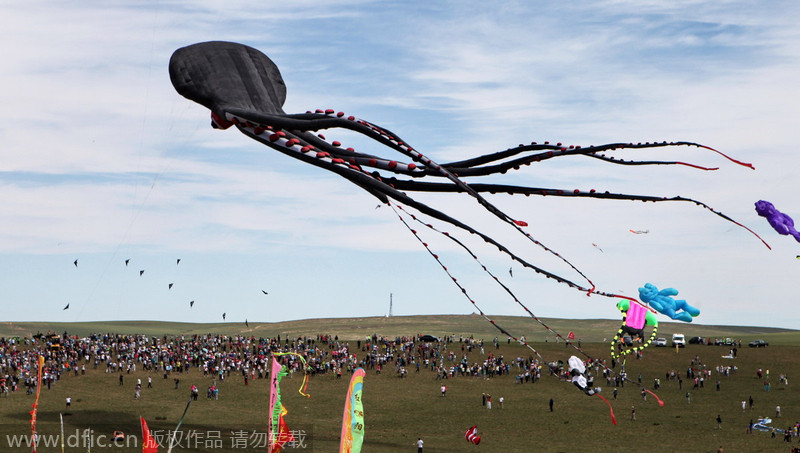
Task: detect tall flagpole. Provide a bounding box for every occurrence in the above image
[166,398,193,453]
[59,413,64,453]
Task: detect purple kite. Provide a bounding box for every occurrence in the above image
[755,200,800,242]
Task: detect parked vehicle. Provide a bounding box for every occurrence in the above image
[689,336,705,344]
[748,339,769,348]
[654,338,667,347]
[672,334,686,347]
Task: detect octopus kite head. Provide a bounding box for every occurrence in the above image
[169,41,288,122]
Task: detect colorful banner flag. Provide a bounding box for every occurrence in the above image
[269,357,290,453]
[30,355,45,453]
[140,417,159,453]
[340,368,365,453]
[268,353,313,453]
[273,412,294,453]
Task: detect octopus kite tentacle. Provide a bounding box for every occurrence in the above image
[231,109,599,287]
[232,116,604,296]
[388,201,664,410]
[234,109,770,250]
[437,141,753,176]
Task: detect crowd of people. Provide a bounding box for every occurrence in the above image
[0,332,549,397]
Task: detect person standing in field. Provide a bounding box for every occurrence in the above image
[716,414,722,429]
[416,437,424,452]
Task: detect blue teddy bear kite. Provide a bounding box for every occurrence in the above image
[638,283,699,323]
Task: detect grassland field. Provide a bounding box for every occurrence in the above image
[1,315,799,453]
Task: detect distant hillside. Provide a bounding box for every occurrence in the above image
[1,314,796,344]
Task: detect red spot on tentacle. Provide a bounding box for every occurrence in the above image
[675,162,719,171]
[698,145,755,170]
[332,141,341,147]
[513,220,528,227]
[388,161,397,169]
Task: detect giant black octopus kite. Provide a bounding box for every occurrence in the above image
[169,41,768,306]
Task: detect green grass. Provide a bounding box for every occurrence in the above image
[1,315,796,341]
[1,317,799,452]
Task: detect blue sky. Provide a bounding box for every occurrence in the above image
[2,1,798,330]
